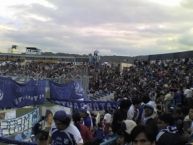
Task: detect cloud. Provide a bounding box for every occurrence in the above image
[0,0,193,56]
[181,0,193,9]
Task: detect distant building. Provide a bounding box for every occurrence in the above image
[26,47,41,55]
[119,62,133,72]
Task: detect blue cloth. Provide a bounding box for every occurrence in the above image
[51,128,76,145]
[94,128,105,143]
[0,136,36,145]
[49,80,87,101]
[84,116,92,128]
[0,77,46,109]
[174,92,184,106]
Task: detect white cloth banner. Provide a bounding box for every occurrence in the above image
[0,108,40,136]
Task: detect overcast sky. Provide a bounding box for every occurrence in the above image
[0,0,193,56]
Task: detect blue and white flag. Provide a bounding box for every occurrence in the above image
[0,77,46,108]
[49,81,87,101]
[14,80,46,107]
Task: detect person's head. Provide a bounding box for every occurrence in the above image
[80,109,89,118]
[188,103,193,120]
[72,111,84,131]
[53,110,71,130]
[117,120,137,144]
[157,113,174,130]
[189,108,193,120]
[131,125,155,145]
[73,110,85,125]
[144,106,154,118]
[143,102,156,118]
[72,111,82,123]
[119,99,131,111]
[36,130,49,145]
[116,133,125,145]
[132,98,141,108]
[142,96,150,104]
[45,110,53,124]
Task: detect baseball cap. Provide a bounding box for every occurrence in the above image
[53,110,69,122]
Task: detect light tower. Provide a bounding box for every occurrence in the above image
[10,45,19,54]
[93,50,100,64]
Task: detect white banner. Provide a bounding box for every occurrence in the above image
[5,110,16,120]
[0,108,40,136]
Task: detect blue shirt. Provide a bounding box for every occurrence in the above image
[51,128,76,145]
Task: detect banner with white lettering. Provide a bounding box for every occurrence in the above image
[0,77,46,108]
[0,108,40,136]
[48,99,118,111]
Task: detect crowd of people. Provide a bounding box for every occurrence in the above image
[1,56,193,145]
[33,96,193,145]
[87,58,193,145]
[29,57,193,145]
[89,58,193,102]
[0,61,87,82]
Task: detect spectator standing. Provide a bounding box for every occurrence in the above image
[49,110,83,145]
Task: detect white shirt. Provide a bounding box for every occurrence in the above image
[127,105,135,120]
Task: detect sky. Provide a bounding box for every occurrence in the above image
[0,0,193,56]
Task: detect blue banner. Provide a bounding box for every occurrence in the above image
[49,81,87,101]
[0,77,15,108]
[48,99,118,111]
[0,77,46,108]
